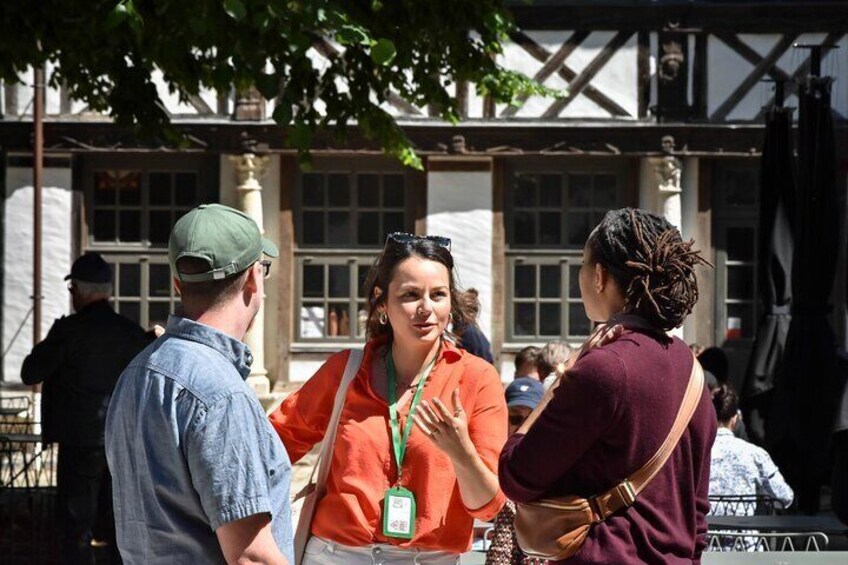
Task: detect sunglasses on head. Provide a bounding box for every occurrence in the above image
[385,232,451,251]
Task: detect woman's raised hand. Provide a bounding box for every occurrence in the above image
[412,389,475,461]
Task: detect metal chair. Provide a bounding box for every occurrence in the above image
[708,494,787,516]
[705,530,829,552]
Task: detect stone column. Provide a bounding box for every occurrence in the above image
[230,152,271,395]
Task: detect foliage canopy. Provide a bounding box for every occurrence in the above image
[0,1,550,168]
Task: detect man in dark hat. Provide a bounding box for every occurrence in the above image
[22,251,148,564]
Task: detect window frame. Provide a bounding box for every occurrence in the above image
[292,157,420,346]
[502,157,633,347]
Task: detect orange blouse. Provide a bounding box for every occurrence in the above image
[269,336,507,553]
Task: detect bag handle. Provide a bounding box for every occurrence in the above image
[310,348,364,494]
[588,354,705,522]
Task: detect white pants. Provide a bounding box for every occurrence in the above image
[301,536,460,565]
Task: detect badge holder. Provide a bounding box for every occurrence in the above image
[382,483,416,539]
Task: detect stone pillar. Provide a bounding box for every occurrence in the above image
[638,137,685,337]
[230,152,271,395]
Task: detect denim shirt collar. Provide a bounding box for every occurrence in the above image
[165,315,253,380]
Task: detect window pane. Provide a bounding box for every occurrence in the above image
[540,265,561,298]
[302,211,324,244]
[569,265,582,299]
[118,301,141,326]
[568,175,592,207]
[514,175,537,207]
[93,210,116,241]
[539,212,561,246]
[513,303,536,337]
[594,175,618,209]
[327,303,350,337]
[327,211,351,245]
[328,265,350,298]
[358,174,380,206]
[358,265,370,297]
[569,303,591,336]
[149,210,171,245]
[513,211,535,245]
[119,210,141,242]
[383,212,405,239]
[175,173,198,206]
[727,227,755,262]
[117,171,142,205]
[539,175,562,207]
[302,174,324,206]
[119,264,140,297]
[148,302,172,328]
[724,169,757,207]
[726,304,755,339]
[539,304,561,336]
[514,265,536,298]
[303,264,324,298]
[357,212,380,246]
[94,171,117,205]
[149,172,172,205]
[383,174,405,207]
[327,174,350,206]
[149,264,172,298]
[300,302,325,338]
[567,212,592,246]
[727,265,754,300]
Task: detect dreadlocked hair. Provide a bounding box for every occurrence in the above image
[587,208,713,332]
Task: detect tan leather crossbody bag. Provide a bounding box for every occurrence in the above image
[514,356,705,561]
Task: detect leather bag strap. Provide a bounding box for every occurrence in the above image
[311,348,364,493]
[589,354,705,522]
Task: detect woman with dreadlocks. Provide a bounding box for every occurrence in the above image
[499,208,717,564]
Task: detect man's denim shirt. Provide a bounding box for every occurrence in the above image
[106,316,293,564]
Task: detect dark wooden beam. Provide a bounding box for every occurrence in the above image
[714,33,793,82]
[542,31,633,119]
[507,30,631,118]
[637,30,651,119]
[692,33,708,119]
[710,33,799,121]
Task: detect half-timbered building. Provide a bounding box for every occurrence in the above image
[2,1,847,396]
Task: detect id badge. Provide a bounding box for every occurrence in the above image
[382,486,416,539]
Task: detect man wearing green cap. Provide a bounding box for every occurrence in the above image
[106,204,293,564]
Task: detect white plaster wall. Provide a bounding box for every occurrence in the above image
[3,167,73,383]
[426,168,494,340]
[219,155,283,382]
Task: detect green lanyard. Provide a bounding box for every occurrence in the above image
[386,348,438,483]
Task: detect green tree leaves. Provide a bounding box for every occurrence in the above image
[0,1,555,168]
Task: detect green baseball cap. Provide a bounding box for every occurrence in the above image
[169,204,279,282]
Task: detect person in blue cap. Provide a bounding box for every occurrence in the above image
[485,377,546,564]
[22,251,149,564]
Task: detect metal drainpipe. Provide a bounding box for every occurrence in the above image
[32,65,44,393]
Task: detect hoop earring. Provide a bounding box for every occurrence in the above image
[379,312,388,325]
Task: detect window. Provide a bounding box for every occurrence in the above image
[509,257,590,340]
[505,161,629,342]
[107,257,179,328]
[294,160,418,343]
[713,163,759,342]
[83,154,216,329]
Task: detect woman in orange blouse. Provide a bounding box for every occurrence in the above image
[270,233,507,564]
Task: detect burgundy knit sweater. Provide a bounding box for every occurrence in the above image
[499,330,717,564]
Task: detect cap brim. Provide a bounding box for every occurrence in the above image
[63,274,72,281]
[507,399,540,410]
[262,238,279,258]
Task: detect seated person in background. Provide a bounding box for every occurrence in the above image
[537,342,574,390]
[514,346,540,381]
[486,377,546,565]
[709,384,793,516]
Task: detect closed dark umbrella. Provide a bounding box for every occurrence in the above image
[742,103,795,445]
[768,75,840,514]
